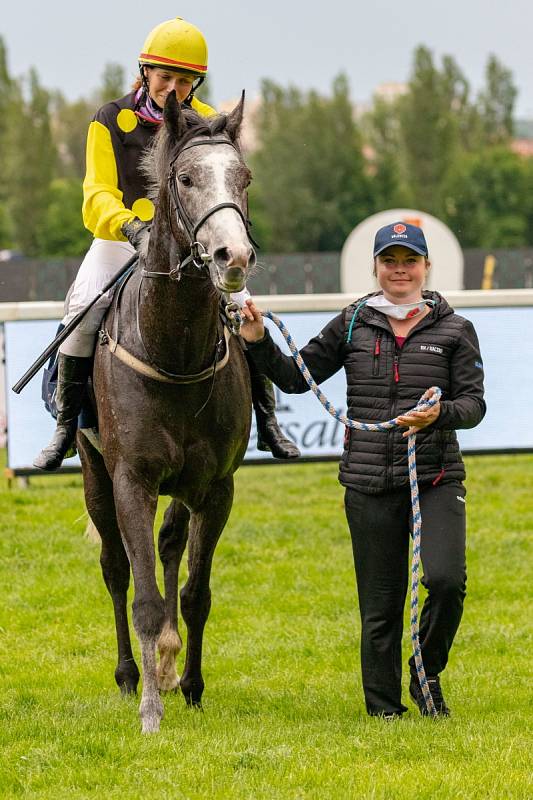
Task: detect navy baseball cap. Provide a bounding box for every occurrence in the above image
[373,222,428,257]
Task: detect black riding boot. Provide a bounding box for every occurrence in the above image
[33,354,92,472]
[248,360,301,459]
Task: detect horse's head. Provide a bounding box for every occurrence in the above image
[159,92,256,293]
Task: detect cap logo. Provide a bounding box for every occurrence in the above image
[393,224,406,234]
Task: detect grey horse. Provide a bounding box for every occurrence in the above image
[78,92,255,732]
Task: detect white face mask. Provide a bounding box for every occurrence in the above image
[365,294,434,321]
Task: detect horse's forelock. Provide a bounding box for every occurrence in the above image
[141,110,237,201]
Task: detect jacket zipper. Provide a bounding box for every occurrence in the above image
[372,332,382,376]
[393,353,400,383]
[365,307,443,490]
[386,344,401,490]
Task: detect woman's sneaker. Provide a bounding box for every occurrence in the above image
[409,675,450,716]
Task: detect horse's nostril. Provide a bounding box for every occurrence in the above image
[215,246,255,268]
[213,247,231,266]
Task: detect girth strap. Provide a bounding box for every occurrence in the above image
[99,325,232,385]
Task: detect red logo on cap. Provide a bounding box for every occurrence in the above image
[393,224,407,234]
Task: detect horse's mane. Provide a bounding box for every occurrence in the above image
[141,107,238,202]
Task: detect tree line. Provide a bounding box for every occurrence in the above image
[0,39,532,258]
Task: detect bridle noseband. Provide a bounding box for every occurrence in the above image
[142,136,258,284]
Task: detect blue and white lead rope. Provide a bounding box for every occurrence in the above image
[260,309,442,716]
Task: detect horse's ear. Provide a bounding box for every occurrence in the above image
[225,90,245,142]
[164,90,187,141]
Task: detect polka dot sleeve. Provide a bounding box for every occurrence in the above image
[82,120,135,240]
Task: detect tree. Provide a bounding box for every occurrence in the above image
[363,45,524,243]
[250,74,373,252]
[442,147,531,247]
[7,68,57,256]
[363,94,412,211]
[0,37,17,247]
[99,62,126,104]
[37,178,92,257]
[51,91,93,179]
[477,54,517,146]
[397,47,467,215]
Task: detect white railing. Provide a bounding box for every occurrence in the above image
[2,289,533,322]
[2,290,533,465]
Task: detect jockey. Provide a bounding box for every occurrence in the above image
[34,17,300,471]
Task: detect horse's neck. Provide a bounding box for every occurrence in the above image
[137,197,220,374]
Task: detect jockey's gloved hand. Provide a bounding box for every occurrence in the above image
[121,217,151,250]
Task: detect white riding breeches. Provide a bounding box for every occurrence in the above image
[60,239,135,357]
[60,238,252,357]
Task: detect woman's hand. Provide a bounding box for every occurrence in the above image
[240,299,266,343]
[396,388,441,437]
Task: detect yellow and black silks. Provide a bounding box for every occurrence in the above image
[82,90,215,241]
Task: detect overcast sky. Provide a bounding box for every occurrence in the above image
[2,0,532,118]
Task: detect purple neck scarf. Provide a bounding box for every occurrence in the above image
[134,88,163,126]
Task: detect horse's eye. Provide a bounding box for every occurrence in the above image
[178,174,192,187]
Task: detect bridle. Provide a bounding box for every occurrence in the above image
[117,133,257,388]
[141,136,258,285]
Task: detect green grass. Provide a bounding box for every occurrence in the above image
[0,453,531,799]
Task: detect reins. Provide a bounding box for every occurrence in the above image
[99,260,232,386]
[168,138,258,246]
[100,134,257,389]
[157,135,259,282]
[256,309,441,717]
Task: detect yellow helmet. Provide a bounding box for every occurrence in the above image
[139,17,208,76]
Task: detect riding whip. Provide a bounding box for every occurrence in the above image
[11,253,139,394]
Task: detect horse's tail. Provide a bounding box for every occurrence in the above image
[85,518,101,543]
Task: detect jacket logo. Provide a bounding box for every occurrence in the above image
[420,344,443,354]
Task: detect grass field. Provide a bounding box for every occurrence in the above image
[0,453,531,799]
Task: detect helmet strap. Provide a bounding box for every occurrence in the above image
[184,76,205,106]
[137,66,205,108]
[141,65,150,90]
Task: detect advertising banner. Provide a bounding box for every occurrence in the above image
[3,305,533,472]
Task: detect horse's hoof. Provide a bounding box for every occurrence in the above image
[119,682,138,697]
[158,683,180,695]
[115,661,140,695]
[180,676,204,708]
[156,669,180,694]
[184,695,203,711]
[141,717,161,734]
[140,695,164,733]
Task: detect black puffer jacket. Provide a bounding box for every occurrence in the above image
[247,291,486,494]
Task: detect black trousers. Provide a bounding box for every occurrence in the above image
[344,481,467,716]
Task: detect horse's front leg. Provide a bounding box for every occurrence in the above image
[113,466,165,733]
[78,436,140,695]
[180,475,234,707]
[157,500,190,692]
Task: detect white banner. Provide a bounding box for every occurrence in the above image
[3,305,533,471]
